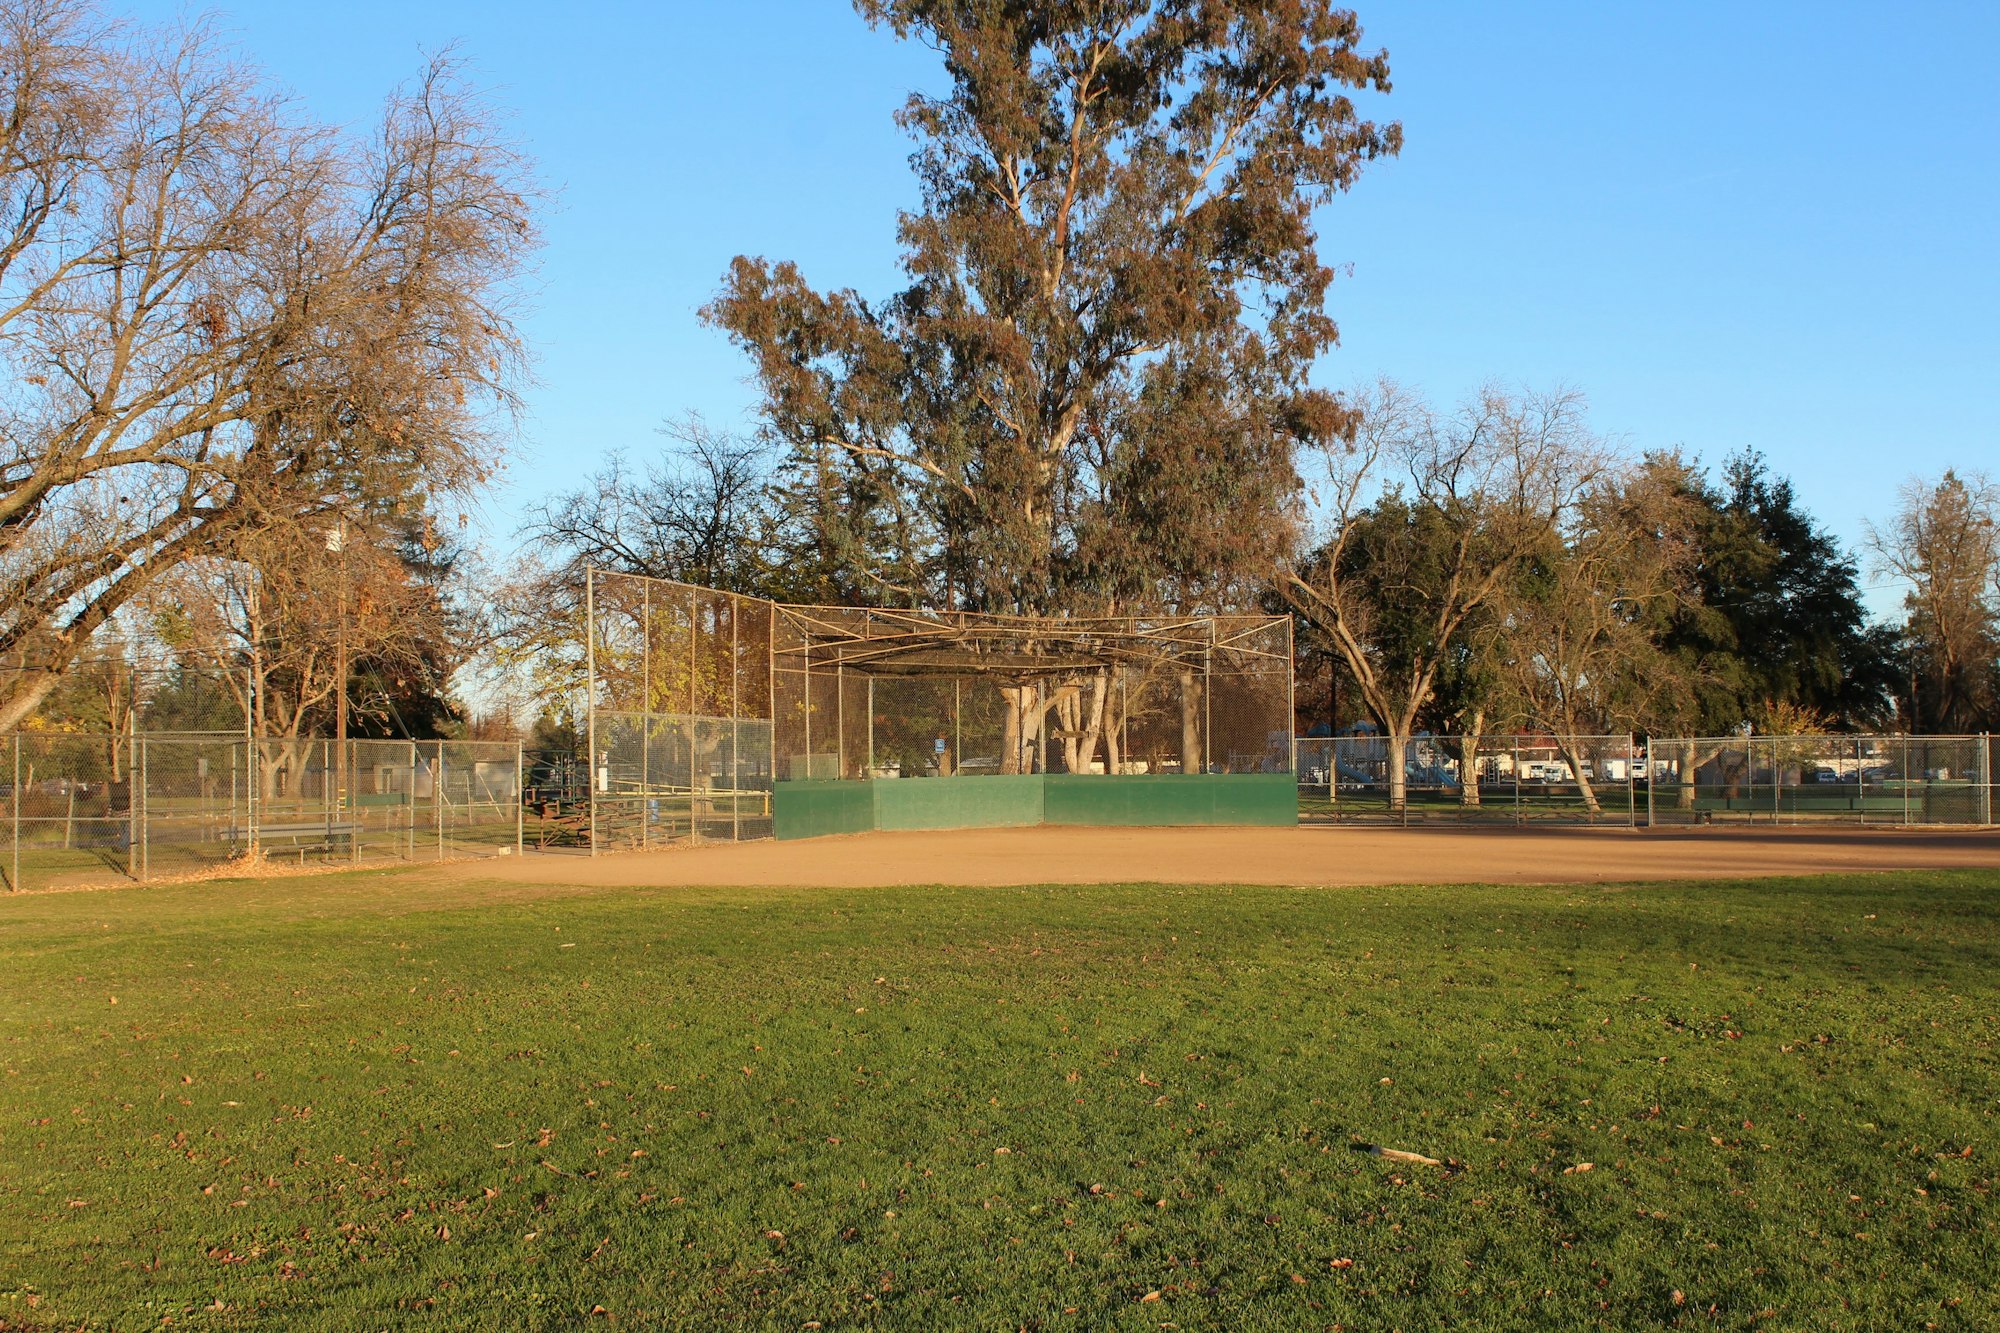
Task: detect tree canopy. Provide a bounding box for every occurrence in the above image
[0,0,537,730]
[705,0,1399,616]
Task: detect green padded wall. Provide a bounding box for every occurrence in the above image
[1044,773,1297,827]
[772,780,875,840]
[871,774,1045,831]
[774,773,1295,839]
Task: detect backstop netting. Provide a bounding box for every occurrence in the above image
[586,571,1295,846]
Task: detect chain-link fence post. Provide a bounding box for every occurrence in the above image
[124,728,137,881]
[1644,737,1654,828]
[1901,736,1911,826]
[246,732,258,859]
[516,740,525,855]
[1627,733,1637,827]
[1512,738,1521,825]
[1855,736,1865,827]
[1981,733,1992,827]
[1770,737,1780,825]
[10,733,19,892]
[436,742,446,861]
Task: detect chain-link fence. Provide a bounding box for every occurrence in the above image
[586,572,776,851]
[2,733,523,892]
[1645,735,1996,826]
[1297,733,1642,824]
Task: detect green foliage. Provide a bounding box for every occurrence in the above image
[1660,451,1898,733]
[1877,471,2000,733]
[3,868,1996,1328]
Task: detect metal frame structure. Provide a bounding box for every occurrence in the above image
[585,569,1296,849]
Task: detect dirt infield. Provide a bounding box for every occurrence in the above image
[480,824,2000,890]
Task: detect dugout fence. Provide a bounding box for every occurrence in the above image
[1645,734,1996,827]
[1,733,523,892]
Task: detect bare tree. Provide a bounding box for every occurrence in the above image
[149,518,461,795]
[1867,470,2000,732]
[1494,462,1698,814]
[1283,381,1610,810]
[520,416,778,595]
[0,2,536,730]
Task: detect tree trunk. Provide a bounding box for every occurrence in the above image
[1000,685,1026,775]
[1678,739,1697,810]
[1460,709,1484,807]
[1103,671,1124,775]
[0,670,62,734]
[1055,686,1081,773]
[1179,670,1203,775]
[1557,738,1602,816]
[1073,672,1108,775]
[1386,729,1408,812]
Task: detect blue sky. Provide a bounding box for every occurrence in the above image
[130,1,1999,611]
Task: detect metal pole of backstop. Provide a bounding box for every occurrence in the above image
[768,601,778,830]
[689,586,699,845]
[436,742,446,860]
[586,566,598,857]
[641,579,651,851]
[516,740,525,855]
[731,600,740,842]
[1286,620,1298,785]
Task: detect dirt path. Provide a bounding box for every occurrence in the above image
[476,824,2000,890]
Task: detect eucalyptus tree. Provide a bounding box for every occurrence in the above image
[1869,470,2000,732]
[705,0,1400,617]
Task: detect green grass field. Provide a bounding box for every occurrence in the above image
[2,865,1996,1330]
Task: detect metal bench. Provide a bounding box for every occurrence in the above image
[252,821,358,864]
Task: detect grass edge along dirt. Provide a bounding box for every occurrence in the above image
[1,865,1995,1330]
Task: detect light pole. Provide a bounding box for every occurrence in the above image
[327,517,349,823]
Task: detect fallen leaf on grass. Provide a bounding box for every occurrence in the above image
[1563,1163,1595,1175]
[1351,1143,1442,1167]
[1329,1258,1355,1270]
[1139,1290,1162,1303]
